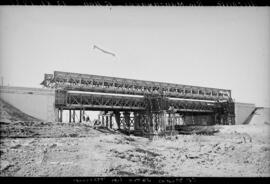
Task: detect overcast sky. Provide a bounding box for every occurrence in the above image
[0,6,269,107]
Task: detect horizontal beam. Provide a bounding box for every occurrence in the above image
[61,104,144,110]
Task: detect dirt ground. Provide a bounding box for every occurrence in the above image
[0,122,269,177]
[0,100,270,176]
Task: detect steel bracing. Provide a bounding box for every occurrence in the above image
[41,71,235,134]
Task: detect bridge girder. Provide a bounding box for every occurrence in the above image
[41,71,232,101]
[55,91,223,113]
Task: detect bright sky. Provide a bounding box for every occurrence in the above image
[0,6,269,107]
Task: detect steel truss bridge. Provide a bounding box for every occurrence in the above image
[41,71,235,135]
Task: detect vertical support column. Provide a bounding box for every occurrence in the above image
[109,113,113,129]
[168,113,171,130]
[151,113,156,133]
[134,112,140,131]
[140,114,145,133]
[72,110,75,123]
[231,115,235,125]
[58,109,60,122]
[130,112,134,131]
[124,111,130,133]
[69,109,71,123]
[154,113,159,132]
[142,113,149,134]
[214,113,218,125]
[105,113,109,128]
[104,111,108,127]
[182,113,186,125]
[102,114,105,127]
[79,109,82,123]
[114,111,121,130]
[148,113,152,134]
[172,112,175,131]
[161,110,167,132]
[57,109,60,122]
[191,111,195,125]
[82,108,85,122]
[59,108,63,122]
[55,108,59,122]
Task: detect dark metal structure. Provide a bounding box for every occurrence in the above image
[41,71,235,135]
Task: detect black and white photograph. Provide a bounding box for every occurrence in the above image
[0,5,269,177]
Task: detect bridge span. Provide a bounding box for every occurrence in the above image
[41,71,235,135]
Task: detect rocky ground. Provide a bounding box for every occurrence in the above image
[0,100,270,176]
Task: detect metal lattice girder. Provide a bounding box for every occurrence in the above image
[65,93,146,110]
[167,99,216,113]
[41,71,232,101]
[55,91,223,113]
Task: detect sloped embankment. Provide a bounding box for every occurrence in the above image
[0,98,40,122]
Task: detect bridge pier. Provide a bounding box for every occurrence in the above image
[109,112,113,128]
[134,112,141,130]
[101,112,105,127]
[160,110,167,132]
[105,113,109,127]
[58,108,63,122]
[130,112,135,131]
[72,109,75,123]
[120,112,126,130]
[114,111,121,130]
[79,109,82,123]
[124,111,131,133]
[99,111,108,127]
[69,109,71,123]
[140,113,149,134]
[152,113,159,133]
[133,112,147,136]
[82,109,85,122]
[104,111,113,128]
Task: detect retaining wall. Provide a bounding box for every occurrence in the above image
[234,102,256,125]
[0,86,57,122]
